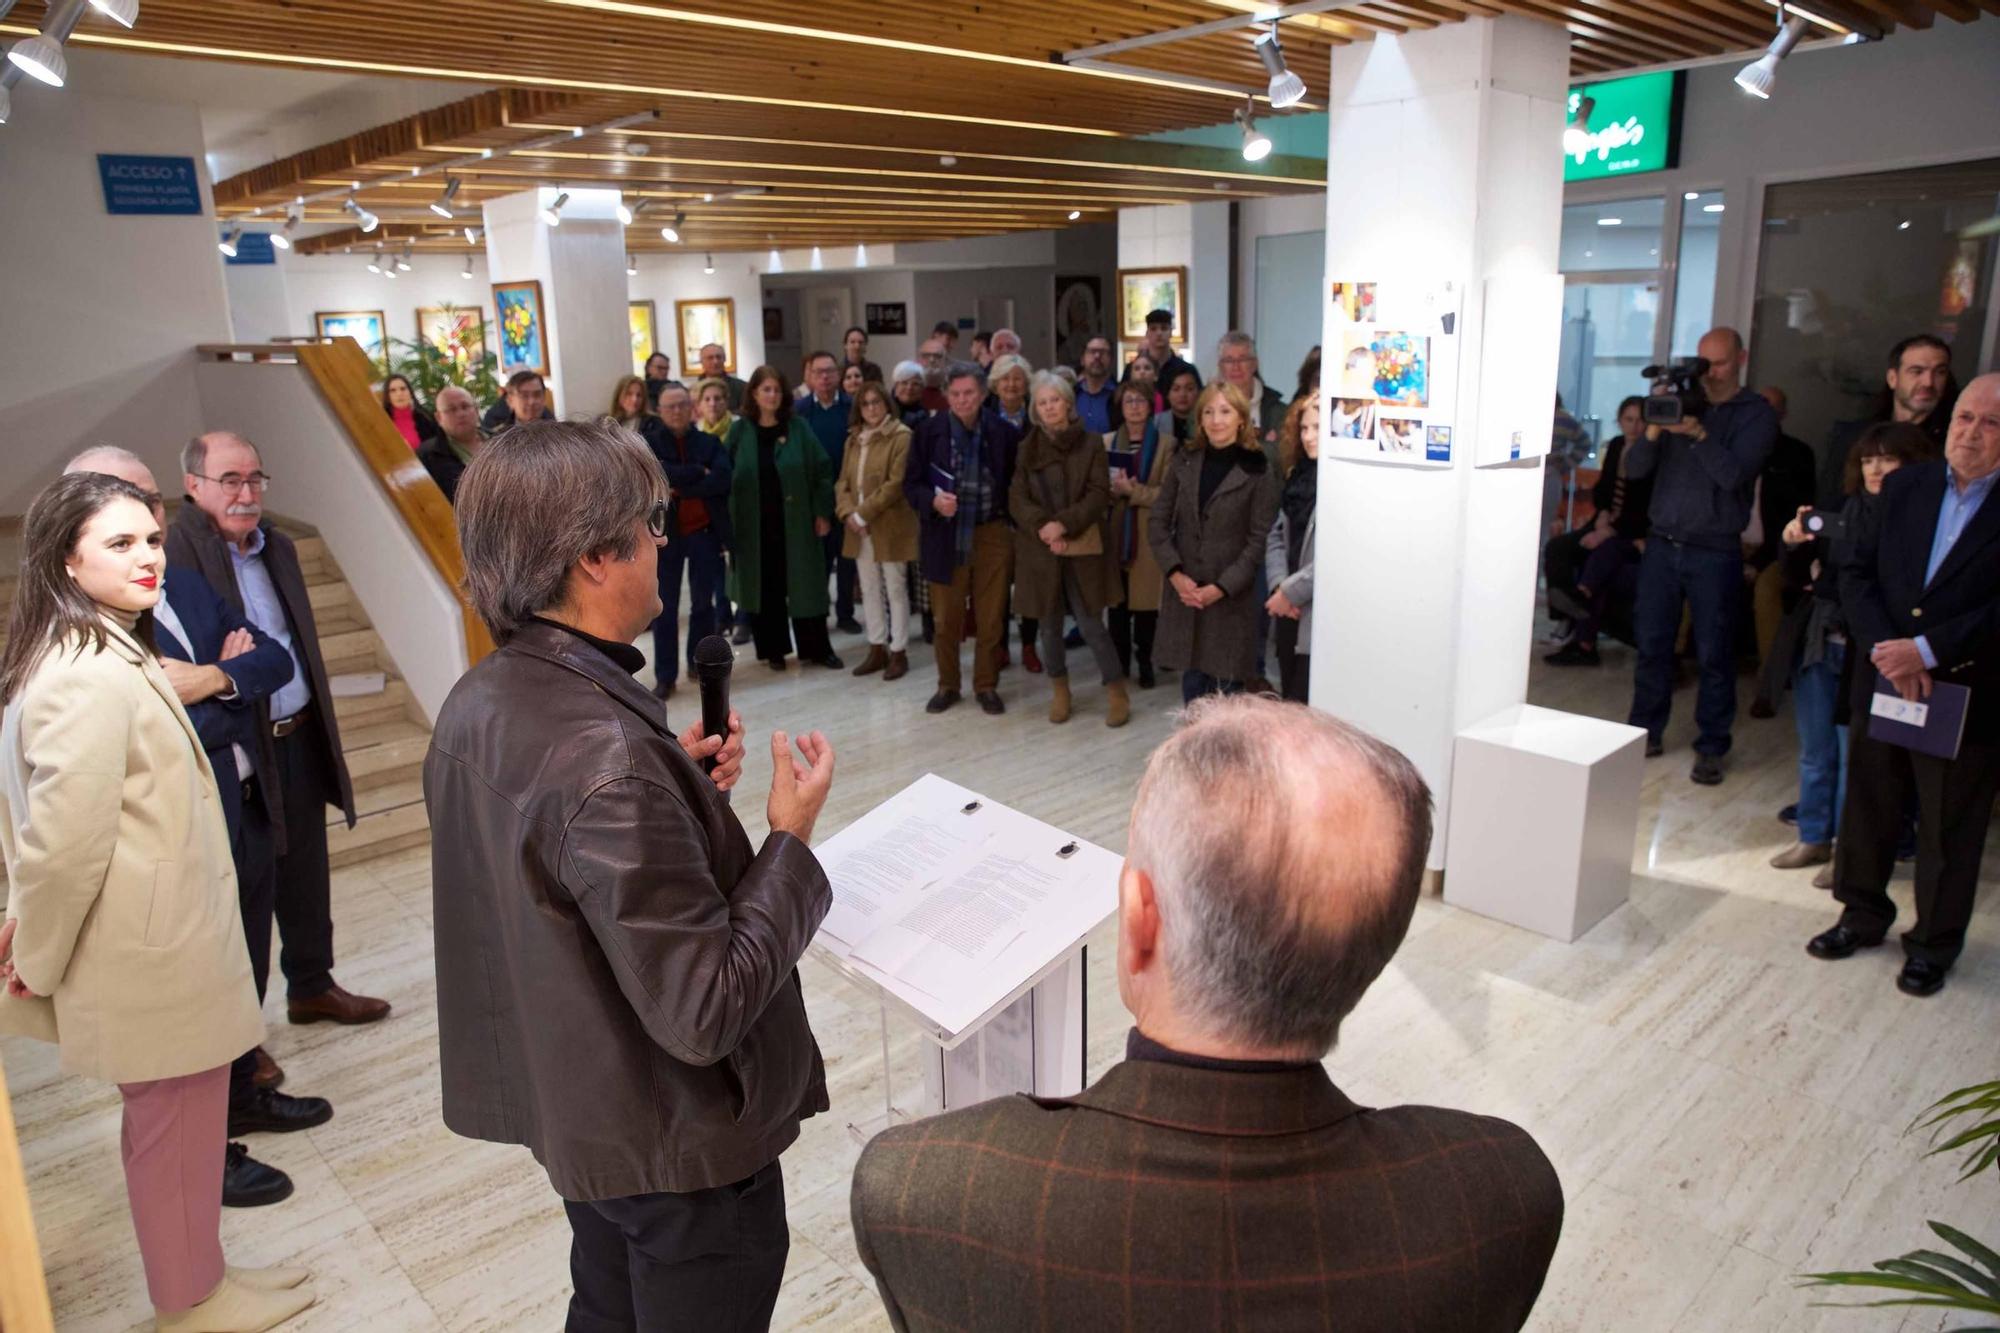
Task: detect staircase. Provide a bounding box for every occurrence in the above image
[0,525,432,871]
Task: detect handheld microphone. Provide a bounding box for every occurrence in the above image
[691,634,735,775]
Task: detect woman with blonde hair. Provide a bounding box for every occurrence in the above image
[1,472,315,1331]
[1265,394,1321,702]
[695,375,737,444]
[1148,381,1279,702]
[607,374,654,431]
[836,380,918,680]
[1010,370,1129,726]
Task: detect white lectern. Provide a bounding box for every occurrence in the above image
[808,774,1118,1136]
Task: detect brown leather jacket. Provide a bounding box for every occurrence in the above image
[423,620,830,1200]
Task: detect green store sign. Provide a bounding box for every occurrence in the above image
[1564,70,1682,183]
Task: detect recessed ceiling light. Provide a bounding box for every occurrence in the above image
[1703,203,1725,213]
[939,155,957,167]
[1684,191,1699,201]
[1597,217,1622,226]
[1067,209,1081,221]
[1897,219,1911,230]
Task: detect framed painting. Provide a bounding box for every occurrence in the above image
[492,279,549,376]
[315,309,387,366]
[629,300,659,376]
[1116,266,1188,343]
[1053,274,1102,368]
[676,297,737,375]
[416,305,487,371]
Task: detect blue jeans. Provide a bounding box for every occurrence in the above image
[1180,670,1243,704]
[1628,538,1742,756]
[1793,640,1848,845]
[653,528,724,686]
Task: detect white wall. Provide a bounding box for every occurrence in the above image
[0,88,233,512]
[1117,203,1231,371]
[272,252,495,358]
[194,361,468,723]
[1565,17,2000,338]
[1237,193,1328,394]
[627,251,768,380]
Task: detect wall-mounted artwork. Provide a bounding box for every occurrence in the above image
[1053,274,1102,368]
[629,300,659,377]
[315,310,387,367]
[492,280,549,376]
[416,305,488,371]
[1116,266,1187,342]
[677,297,737,374]
[864,302,907,336]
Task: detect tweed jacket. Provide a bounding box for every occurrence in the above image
[1148,444,1279,682]
[852,1054,1564,1332]
[0,619,263,1082]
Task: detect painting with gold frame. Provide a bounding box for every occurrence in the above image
[675,298,736,375]
[492,279,549,376]
[1115,266,1188,343]
[629,300,659,377]
[315,309,387,366]
[416,305,488,371]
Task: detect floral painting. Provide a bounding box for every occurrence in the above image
[416,305,487,371]
[492,280,548,376]
[629,300,658,377]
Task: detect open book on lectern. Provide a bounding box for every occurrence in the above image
[809,773,1119,1041]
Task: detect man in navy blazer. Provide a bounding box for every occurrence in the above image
[65,448,331,1206]
[1813,373,2000,996]
[904,366,1021,716]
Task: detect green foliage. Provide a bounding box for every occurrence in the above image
[385,305,500,408]
[1798,1080,2000,1327]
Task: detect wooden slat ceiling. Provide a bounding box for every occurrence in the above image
[7,0,1989,252]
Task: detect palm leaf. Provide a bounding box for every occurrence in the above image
[1799,1223,2000,1319]
[1913,1082,2000,1181]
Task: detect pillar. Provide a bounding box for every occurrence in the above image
[1309,15,1569,867]
[481,186,630,416]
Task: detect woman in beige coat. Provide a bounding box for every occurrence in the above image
[0,472,313,1332]
[836,380,918,680]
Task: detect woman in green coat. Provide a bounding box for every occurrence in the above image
[726,366,843,669]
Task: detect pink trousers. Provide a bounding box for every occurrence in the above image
[117,1064,229,1313]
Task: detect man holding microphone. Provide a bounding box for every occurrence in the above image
[423,418,836,1331]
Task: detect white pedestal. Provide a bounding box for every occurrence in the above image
[1443,704,1645,942]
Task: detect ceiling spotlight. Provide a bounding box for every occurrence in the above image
[1897,219,1912,230]
[344,198,378,233]
[703,253,715,275]
[1563,94,1595,157]
[661,210,686,244]
[463,224,480,245]
[383,265,397,280]
[366,254,382,274]
[462,254,475,278]
[272,213,298,250]
[1252,27,1306,109]
[1067,209,1082,221]
[8,34,68,87]
[396,244,414,272]
[0,85,11,126]
[626,253,639,276]
[429,176,462,219]
[616,196,635,225]
[1235,104,1272,163]
[1735,16,1809,100]
[88,0,141,26]
[539,190,570,226]
[217,226,240,258]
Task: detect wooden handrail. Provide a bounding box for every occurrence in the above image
[294,338,495,667]
[0,1053,55,1333]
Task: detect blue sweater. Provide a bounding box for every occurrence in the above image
[1621,388,1779,552]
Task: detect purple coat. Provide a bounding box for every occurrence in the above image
[902,408,1022,586]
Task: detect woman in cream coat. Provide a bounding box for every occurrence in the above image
[835,380,918,681]
[0,472,314,1333]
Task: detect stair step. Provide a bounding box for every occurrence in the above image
[332,677,413,732]
[343,719,429,793]
[327,798,430,869]
[322,628,382,676]
[347,775,424,821]
[308,580,354,619]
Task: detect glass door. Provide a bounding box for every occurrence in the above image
[1558,275,1661,459]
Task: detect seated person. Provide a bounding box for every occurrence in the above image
[1547,395,1653,666]
[1545,394,1642,617]
[851,696,1565,1332]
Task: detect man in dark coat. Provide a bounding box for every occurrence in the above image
[169,432,391,1041]
[904,367,1021,716]
[1813,373,2000,997]
[417,384,486,504]
[426,418,833,1330]
[852,697,1565,1332]
[644,382,733,698]
[480,369,555,432]
[1816,334,1955,507]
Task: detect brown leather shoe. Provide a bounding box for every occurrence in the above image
[1106,679,1131,728]
[287,983,391,1026]
[252,1046,285,1091]
[1769,841,1832,870]
[851,644,888,676]
[883,650,909,681]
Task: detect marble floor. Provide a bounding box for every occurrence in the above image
[6,621,1998,1332]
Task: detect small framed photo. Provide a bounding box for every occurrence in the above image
[677,297,737,375]
[492,280,549,376]
[1116,266,1188,343]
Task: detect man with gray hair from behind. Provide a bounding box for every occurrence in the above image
[852,696,1565,1332]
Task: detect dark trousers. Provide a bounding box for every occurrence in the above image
[227,778,278,1110]
[272,720,336,999]
[564,1161,788,1333]
[1628,538,1741,756]
[1275,618,1309,702]
[1107,609,1156,677]
[822,529,856,624]
[1834,723,1999,967]
[1181,670,1243,704]
[752,529,832,665]
[653,528,725,686]
[1571,536,1639,647]
[1544,526,1590,597]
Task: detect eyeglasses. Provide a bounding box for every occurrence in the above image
[647,501,670,538]
[192,472,272,494]
[1218,355,1256,368]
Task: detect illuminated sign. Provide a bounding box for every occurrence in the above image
[1563,71,1682,183]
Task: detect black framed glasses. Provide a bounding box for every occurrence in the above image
[646,501,670,538]
[191,471,272,494]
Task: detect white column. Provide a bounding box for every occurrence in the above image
[1116,202,1230,366]
[1309,15,1569,867]
[481,187,631,416]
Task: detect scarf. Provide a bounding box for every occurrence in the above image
[1117,420,1159,564]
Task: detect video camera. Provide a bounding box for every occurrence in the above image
[1640,357,1710,427]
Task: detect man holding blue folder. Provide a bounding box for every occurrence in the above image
[1811,374,2000,996]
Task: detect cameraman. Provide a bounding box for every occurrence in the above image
[1622,327,1779,785]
